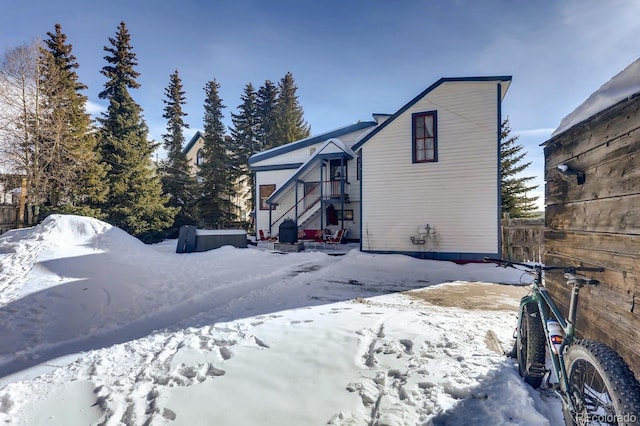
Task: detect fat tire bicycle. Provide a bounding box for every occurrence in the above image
[485,257,640,425]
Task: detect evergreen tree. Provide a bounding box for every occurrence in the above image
[40,23,107,217]
[256,80,278,149]
[97,22,176,240]
[273,72,310,145]
[500,118,539,217]
[160,69,197,231]
[197,79,234,228]
[231,83,259,213]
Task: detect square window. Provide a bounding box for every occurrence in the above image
[259,184,276,210]
[336,209,354,221]
[412,111,437,163]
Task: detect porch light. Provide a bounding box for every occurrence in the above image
[557,164,585,185]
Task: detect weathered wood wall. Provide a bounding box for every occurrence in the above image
[544,94,640,379]
[0,205,19,234]
[501,214,544,262]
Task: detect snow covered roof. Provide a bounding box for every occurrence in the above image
[265,138,353,204]
[248,121,376,165]
[552,57,640,137]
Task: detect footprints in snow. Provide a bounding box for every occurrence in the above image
[78,312,318,425]
[338,313,496,426]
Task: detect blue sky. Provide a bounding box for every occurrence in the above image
[3,0,640,208]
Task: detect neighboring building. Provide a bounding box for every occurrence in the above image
[0,174,22,234]
[249,76,511,261]
[543,58,640,377]
[183,132,250,224]
[0,174,22,205]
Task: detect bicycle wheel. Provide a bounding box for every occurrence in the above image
[517,302,546,388]
[564,339,640,426]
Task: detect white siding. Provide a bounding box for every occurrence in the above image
[360,81,500,256]
[252,126,374,237]
[254,156,362,238]
[255,144,322,167]
[255,169,295,234]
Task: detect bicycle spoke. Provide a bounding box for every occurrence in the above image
[571,360,618,424]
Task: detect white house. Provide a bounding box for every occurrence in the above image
[249,76,511,261]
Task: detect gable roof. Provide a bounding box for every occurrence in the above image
[351,76,512,152]
[248,121,377,165]
[266,138,354,205]
[183,131,204,154]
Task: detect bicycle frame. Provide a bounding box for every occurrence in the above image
[519,274,576,397]
[484,258,604,407]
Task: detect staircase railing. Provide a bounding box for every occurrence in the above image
[268,179,349,235]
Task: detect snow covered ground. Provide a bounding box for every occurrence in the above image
[0,215,563,425]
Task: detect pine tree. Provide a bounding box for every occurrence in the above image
[501,118,539,217]
[256,80,278,150]
[160,69,197,231]
[197,79,234,228]
[97,22,176,240]
[40,23,107,217]
[273,72,310,145]
[231,83,259,213]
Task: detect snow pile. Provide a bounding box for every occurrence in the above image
[0,215,564,425]
[553,57,640,137]
[0,215,108,299]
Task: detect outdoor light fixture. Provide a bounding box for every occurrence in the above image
[557,164,585,185]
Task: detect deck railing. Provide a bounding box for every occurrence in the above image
[268,179,349,235]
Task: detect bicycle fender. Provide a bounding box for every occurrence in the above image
[515,296,538,332]
[519,295,537,309]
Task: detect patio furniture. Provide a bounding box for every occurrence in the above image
[325,229,346,248]
[259,230,277,241]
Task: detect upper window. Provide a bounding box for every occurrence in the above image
[259,184,276,210]
[196,149,205,166]
[412,111,437,163]
[329,159,347,181]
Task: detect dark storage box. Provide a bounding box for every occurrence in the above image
[279,219,298,244]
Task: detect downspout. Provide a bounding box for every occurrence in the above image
[320,162,325,231]
[268,205,273,236]
[359,153,363,252]
[497,82,503,257]
[295,180,299,224]
[340,157,345,230]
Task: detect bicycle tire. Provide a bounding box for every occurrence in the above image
[564,339,640,426]
[517,302,546,388]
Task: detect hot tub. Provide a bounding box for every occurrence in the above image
[176,226,247,253]
[195,229,247,251]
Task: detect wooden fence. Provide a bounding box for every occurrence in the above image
[0,205,19,235]
[501,214,544,262]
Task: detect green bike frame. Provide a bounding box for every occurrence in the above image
[518,275,582,399]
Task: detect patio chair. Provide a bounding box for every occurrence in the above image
[258,230,277,241]
[325,229,346,248]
